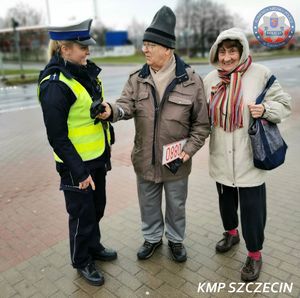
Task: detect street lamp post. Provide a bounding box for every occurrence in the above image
[12,18,25,79]
[45,0,51,24]
[0,51,6,81]
[93,0,99,21]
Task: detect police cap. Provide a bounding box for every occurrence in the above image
[48,18,96,46]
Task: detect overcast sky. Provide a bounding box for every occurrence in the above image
[0,0,299,33]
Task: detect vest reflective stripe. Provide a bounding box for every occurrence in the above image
[39,73,110,163]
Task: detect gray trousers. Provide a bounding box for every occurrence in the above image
[137,176,188,243]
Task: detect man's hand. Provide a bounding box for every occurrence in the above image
[96,102,112,120]
[179,151,190,162]
[79,175,95,190]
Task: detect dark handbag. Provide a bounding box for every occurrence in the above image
[248,75,287,170]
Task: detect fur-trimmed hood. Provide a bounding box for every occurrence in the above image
[209,27,250,68]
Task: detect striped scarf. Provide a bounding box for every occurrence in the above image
[209,56,252,132]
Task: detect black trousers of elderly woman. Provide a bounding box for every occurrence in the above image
[61,166,107,269]
[216,182,266,252]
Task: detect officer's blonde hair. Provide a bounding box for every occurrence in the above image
[48,40,74,59]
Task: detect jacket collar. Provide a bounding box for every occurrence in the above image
[138,53,190,84]
[39,53,101,83]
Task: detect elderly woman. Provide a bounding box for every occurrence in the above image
[204,28,291,281]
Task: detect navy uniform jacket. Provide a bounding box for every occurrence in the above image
[39,54,113,183]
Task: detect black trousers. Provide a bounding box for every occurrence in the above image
[216,182,266,252]
[60,167,106,268]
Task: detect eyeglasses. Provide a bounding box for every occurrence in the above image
[142,42,157,50]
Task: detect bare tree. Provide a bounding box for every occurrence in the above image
[232,13,247,31]
[92,19,110,46]
[191,0,216,57]
[0,17,4,29]
[127,18,146,50]
[175,0,194,56]
[3,2,44,28]
[176,0,236,57]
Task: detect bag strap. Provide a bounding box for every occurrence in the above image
[255,75,276,105]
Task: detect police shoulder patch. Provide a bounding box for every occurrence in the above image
[50,72,59,81]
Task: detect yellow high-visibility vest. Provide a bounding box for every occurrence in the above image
[39,72,111,162]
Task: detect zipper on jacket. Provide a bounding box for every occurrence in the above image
[232,134,236,186]
[151,86,159,165]
[69,172,75,186]
[150,78,177,166]
[102,123,111,170]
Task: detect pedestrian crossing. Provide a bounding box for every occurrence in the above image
[0,58,298,114]
[0,78,126,114]
[0,84,38,113]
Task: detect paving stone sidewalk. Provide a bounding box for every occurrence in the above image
[0,87,299,297]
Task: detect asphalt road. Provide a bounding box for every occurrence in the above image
[0,57,299,113]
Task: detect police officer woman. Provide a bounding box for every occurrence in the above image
[38,19,116,286]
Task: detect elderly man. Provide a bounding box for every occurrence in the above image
[100,6,210,262]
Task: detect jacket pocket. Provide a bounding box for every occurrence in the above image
[58,169,91,194]
[165,96,192,125]
[168,96,192,106]
[137,92,149,101]
[162,96,193,139]
[135,92,151,117]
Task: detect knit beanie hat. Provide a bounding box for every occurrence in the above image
[143,6,176,49]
